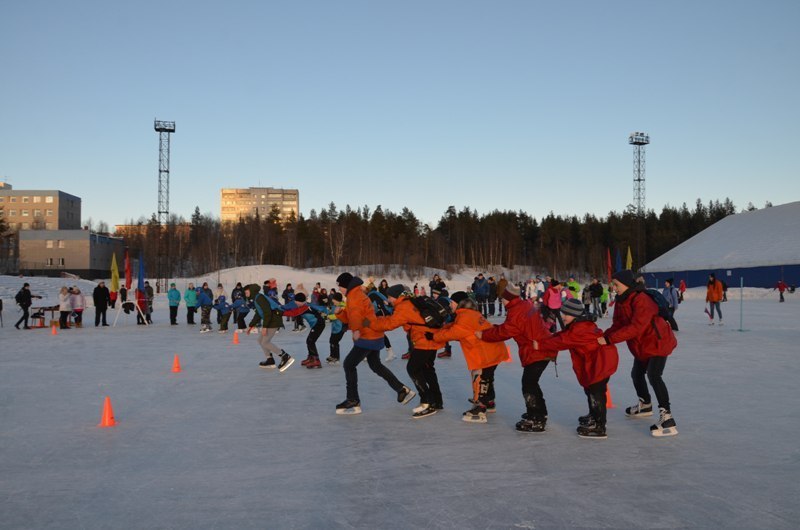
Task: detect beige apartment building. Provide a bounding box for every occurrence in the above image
[18,229,125,278]
[220,187,299,222]
[0,184,81,231]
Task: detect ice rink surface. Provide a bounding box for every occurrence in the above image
[1,289,798,529]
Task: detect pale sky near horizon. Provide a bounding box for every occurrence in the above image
[1,1,798,228]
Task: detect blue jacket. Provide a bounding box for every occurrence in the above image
[197,289,213,308]
[473,278,489,297]
[232,298,250,316]
[298,303,328,328]
[662,286,679,310]
[168,288,181,307]
[213,295,232,315]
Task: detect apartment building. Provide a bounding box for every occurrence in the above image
[220,187,299,222]
[0,184,81,231]
[18,229,125,279]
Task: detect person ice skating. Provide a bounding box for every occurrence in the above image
[167,283,181,325]
[92,281,111,327]
[367,284,446,418]
[774,280,788,302]
[589,278,604,317]
[367,286,396,361]
[197,286,213,333]
[248,284,294,372]
[184,283,197,325]
[431,291,508,424]
[326,292,347,365]
[599,270,678,437]
[533,298,619,439]
[432,288,454,358]
[14,283,41,330]
[290,292,328,369]
[678,279,686,303]
[662,278,680,331]
[472,273,490,317]
[540,280,565,331]
[333,272,415,415]
[144,281,154,323]
[477,283,558,433]
[232,289,251,331]
[213,294,233,333]
[706,273,724,325]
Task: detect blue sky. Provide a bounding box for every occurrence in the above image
[2,1,798,228]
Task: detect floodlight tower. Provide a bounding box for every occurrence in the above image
[629,131,649,270]
[154,119,175,293]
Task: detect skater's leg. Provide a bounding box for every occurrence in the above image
[478,365,496,408]
[343,346,370,401]
[423,349,443,406]
[587,379,608,427]
[365,350,404,393]
[306,321,325,356]
[521,361,549,422]
[258,327,284,357]
[630,359,651,404]
[406,350,429,403]
[644,356,670,411]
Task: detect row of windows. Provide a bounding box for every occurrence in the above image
[0,195,55,203]
[12,222,55,230]
[0,209,55,217]
[45,240,67,249]
[46,258,65,266]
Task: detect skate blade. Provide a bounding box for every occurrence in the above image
[462,416,487,424]
[651,427,678,437]
[625,411,654,418]
[400,390,417,405]
[279,358,295,372]
[259,365,277,370]
[412,409,438,419]
[336,407,362,415]
[577,433,608,439]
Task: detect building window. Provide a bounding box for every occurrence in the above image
[33,196,41,203]
[0,197,4,202]
[58,240,65,248]
[34,209,42,217]
[46,258,53,266]
[45,223,54,229]
[45,196,54,203]
[21,210,29,216]
[21,222,29,229]
[9,209,17,216]
[46,209,53,216]
[22,196,30,203]
[58,258,65,266]
[46,240,54,248]
[10,197,16,203]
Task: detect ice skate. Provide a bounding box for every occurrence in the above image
[278,352,294,372]
[325,356,340,365]
[650,408,678,437]
[625,398,654,418]
[437,349,452,358]
[384,347,395,362]
[259,357,276,369]
[412,404,438,419]
[305,357,321,369]
[578,413,593,426]
[397,386,416,405]
[301,355,313,366]
[413,403,430,414]
[462,405,488,424]
[577,423,607,439]
[515,418,545,433]
[335,399,362,415]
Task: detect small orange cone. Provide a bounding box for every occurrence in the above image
[232,332,240,345]
[98,396,116,427]
[51,325,58,336]
[171,354,182,373]
[606,388,616,409]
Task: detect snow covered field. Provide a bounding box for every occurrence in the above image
[1,273,798,529]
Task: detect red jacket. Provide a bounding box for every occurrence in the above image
[604,288,677,361]
[481,298,557,366]
[775,281,787,293]
[537,319,619,387]
[432,308,509,371]
[369,296,444,351]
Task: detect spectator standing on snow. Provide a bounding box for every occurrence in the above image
[70,286,85,327]
[472,273,490,317]
[93,281,111,327]
[58,286,72,329]
[167,283,181,325]
[678,279,687,303]
[184,283,197,325]
[14,282,41,330]
[588,278,604,317]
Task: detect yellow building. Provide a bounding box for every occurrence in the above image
[220,187,299,223]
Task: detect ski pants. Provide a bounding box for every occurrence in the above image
[521,360,550,422]
[343,345,404,402]
[329,325,347,359]
[631,356,670,412]
[258,327,283,358]
[471,365,497,408]
[200,306,212,326]
[584,378,609,427]
[306,321,325,357]
[407,349,443,407]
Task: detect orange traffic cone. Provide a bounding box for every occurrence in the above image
[171,354,182,373]
[232,332,240,345]
[98,396,116,427]
[51,325,58,336]
[606,388,616,409]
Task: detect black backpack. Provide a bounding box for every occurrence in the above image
[642,289,672,322]
[15,289,24,305]
[409,295,451,328]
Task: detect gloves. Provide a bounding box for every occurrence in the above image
[424,332,434,341]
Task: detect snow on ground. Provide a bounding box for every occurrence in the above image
[1,273,799,528]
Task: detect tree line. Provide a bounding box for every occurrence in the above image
[109,198,767,280]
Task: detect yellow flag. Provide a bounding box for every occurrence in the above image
[626,246,633,270]
[111,252,120,291]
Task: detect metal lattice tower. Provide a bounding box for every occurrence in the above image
[154,119,175,292]
[629,132,649,270]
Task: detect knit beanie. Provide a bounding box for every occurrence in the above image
[386,284,407,299]
[336,272,354,289]
[501,282,520,301]
[561,298,585,318]
[450,291,469,305]
[294,292,306,303]
[612,269,637,288]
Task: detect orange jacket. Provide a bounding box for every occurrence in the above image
[706,280,723,303]
[368,296,444,351]
[338,285,384,341]
[432,308,509,371]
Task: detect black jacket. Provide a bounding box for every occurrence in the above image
[93,286,111,308]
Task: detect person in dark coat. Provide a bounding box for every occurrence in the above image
[92,281,111,327]
[14,283,41,330]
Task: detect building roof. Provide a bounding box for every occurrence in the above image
[641,201,800,272]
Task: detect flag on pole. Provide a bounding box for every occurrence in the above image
[606,248,612,284]
[615,248,622,272]
[137,250,146,292]
[626,246,633,270]
[124,248,132,289]
[110,253,120,292]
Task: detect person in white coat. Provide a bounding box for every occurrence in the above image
[58,286,72,329]
[70,286,86,327]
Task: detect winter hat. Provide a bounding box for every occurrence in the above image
[450,291,469,305]
[501,282,521,301]
[336,272,354,289]
[331,292,343,303]
[561,298,585,318]
[386,284,408,299]
[612,269,637,288]
[294,292,307,303]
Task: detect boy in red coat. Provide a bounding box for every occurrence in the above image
[600,270,678,437]
[534,299,619,439]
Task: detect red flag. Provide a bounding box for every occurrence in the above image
[124,248,132,289]
[606,247,612,284]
